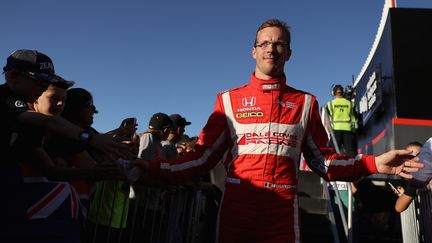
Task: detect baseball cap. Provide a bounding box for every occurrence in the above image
[148,112,173,130]
[170,114,191,129]
[3,49,74,87]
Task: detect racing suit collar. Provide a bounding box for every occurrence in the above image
[250,73,287,91]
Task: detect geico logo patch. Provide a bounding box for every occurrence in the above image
[236,112,264,118]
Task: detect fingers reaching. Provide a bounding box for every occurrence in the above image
[399,172,414,180]
[401,166,420,173]
[404,158,422,168]
[397,158,424,179]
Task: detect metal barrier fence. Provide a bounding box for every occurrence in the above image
[320,105,353,243]
[399,186,432,243]
[82,181,220,243]
[417,188,432,243]
[400,196,420,243]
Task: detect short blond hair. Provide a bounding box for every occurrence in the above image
[254,19,291,49]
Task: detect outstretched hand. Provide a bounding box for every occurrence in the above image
[375,149,424,179]
[89,133,137,160]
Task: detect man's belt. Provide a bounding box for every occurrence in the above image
[226,177,297,189]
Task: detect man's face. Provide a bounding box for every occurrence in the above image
[176,126,185,138]
[167,126,185,143]
[78,99,97,127]
[33,85,67,116]
[252,27,291,79]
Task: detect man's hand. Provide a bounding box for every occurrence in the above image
[375,149,424,179]
[109,124,138,141]
[89,133,137,160]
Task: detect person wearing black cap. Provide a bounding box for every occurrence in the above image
[138,112,173,160]
[0,49,133,240]
[161,114,192,159]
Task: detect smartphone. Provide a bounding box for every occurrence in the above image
[121,117,137,127]
[119,117,137,141]
[388,182,400,194]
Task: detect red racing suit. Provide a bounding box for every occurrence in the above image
[148,73,378,243]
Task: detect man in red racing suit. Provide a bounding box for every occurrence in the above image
[140,19,422,243]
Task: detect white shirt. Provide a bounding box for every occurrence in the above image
[412,137,432,185]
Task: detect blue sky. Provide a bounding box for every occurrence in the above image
[2,0,431,136]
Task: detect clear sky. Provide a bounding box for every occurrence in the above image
[2,0,431,136]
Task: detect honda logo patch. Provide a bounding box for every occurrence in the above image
[242,97,256,107]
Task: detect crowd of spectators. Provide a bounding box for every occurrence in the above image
[1,49,223,243]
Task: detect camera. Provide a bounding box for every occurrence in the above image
[344,85,355,100]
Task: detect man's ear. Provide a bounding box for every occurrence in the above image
[252,47,257,60]
[284,48,292,62]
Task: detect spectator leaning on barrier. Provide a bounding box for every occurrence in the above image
[327,84,357,156]
[138,112,173,161]
[45,88,101,181]
[45,88,103,212]
[47,87,132,243]
[12,78,80,242]
[0,49,132,241]
[135,19,424,243]
[14,81,121,242]
[161,114,192,159]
